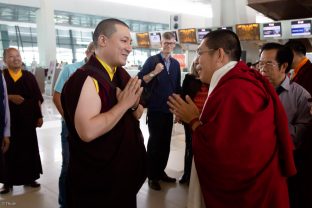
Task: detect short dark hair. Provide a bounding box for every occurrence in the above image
[203,30,242,61]
[162,32,175,40]
[260,42,294,73]
[92,18,129,46]
[285,39,306,56]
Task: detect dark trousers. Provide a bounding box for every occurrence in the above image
[182,124,193,180]
[147,111,173,180]
[288,141,312,208]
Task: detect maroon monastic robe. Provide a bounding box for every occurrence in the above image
[193,62,296,208]
[290,59,312,207]
[1,69,43,185]
[61,55,146,208]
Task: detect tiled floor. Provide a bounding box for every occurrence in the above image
[0,95,189,208]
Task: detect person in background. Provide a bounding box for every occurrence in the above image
[0,72,10,193]
[0,48,43,194]
[61,18,146,207]
[137,31,181,191]
[259,42,312,147]
[179,57,208,184]
[284,39,312,208]
[259,42,312,208]
[285,39,312,95]
[53,42,95,208]
[168,30,296,208]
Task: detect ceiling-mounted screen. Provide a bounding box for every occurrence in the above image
[136,32,150,48]
[217,26,233,31]
[263,22,282,38]
[235,23,260,41]
[178,28,197,44]
[149,32,161,47]
[291,20,311,36]
[197,28,211,43]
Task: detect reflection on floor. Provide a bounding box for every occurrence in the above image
[0,95,189,208]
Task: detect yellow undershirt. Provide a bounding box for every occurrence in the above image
[92,56,117,93]
[8,68,22,82]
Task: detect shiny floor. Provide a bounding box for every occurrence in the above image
[0,95,189,208]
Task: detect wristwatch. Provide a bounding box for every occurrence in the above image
[149,72,155,78]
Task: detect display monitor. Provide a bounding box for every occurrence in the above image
[178,28,197,44]
[263,22,282,38]
[136,32,150,48]
[149,32,161,46]
[291,20,311,36]
[235,23,260,41]
[217,26,233,31]
[197,28,211,43]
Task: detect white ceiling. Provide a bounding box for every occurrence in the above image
[97,0,212,17]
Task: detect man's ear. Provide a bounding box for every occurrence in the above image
[217,48,227,63]
[280,62,288,73]
[98,35,108,47]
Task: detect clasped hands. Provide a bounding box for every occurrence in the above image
[167,94,200,124]
[116,76,143,111]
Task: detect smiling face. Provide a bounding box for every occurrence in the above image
[4,48,23,71]
[161,37,176,55]
[97,24,132,68]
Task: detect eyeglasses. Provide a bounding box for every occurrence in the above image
[258,60,279,68]
[196,48,216,56]
[163,42,176,46]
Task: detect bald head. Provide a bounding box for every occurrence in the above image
[92,18,129,48]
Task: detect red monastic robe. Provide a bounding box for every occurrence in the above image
[193,62,296,208]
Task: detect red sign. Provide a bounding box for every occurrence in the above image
[172,54,186,70]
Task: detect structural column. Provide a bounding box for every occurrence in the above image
[211,0,251,26]
[36,0,56,67]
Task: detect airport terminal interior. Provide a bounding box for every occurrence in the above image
[1,0,312,207]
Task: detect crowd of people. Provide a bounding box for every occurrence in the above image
[0,18,312,208]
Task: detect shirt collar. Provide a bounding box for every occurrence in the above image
[160,53,171,61]
[95,55,116,81]
[279,75,290,91]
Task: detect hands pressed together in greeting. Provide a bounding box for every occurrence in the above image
[167,93,200,124]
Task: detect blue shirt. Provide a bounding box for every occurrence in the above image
[138,53,181,113]
[278,76,312,147]
[54,60,85,93]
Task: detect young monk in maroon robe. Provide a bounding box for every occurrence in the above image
[168,30,296,208]
[61,18,146,208]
